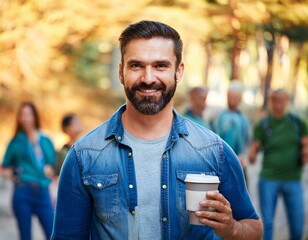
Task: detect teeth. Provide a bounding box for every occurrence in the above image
[141,89,156,93]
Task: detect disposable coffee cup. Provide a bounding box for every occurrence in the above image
[185,174,220,225]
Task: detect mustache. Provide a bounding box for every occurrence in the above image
[132,82,165,91]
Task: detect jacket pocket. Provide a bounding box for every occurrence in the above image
[83,173,119,221]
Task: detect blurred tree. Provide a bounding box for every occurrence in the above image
[0,0,307,108]
[200,0,308,110]
[259,1,308,109]
[0,0,155,96]
[202,0,265,80]
[62,40,112,87]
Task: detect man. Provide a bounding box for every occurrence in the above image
[183,86,211,129]
[249,89,307,240]
[52,20,262,240]
[214,80,251,182]
[55,113,83,177]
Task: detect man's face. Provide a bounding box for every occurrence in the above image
[227,91,242,111]
[119,38,183,115]
[65,117,83,139]
[191,92,207,115]
[270,92,289,117]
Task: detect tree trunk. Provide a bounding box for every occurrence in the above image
[290,42,303,104]
[231,32,242,81]
[262,38,275,111]
[204,40,212,87]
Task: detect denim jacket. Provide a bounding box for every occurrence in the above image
[52,105,259,240]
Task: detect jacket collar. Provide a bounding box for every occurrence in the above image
[105,104,188,141]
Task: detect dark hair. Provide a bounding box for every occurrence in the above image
[15,102,40,136]
[118,20,183,68]
[61,113,76,132]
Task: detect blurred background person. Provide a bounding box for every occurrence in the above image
[183,86,211,129]
[249,89,308,240]
[0,102,56,240]
[55,113,83,177]
[213,80,251,183]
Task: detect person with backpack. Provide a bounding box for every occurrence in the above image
[249,89,308,240]
[214,80,251,184]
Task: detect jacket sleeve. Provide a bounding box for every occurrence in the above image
[2,140,15,167]
[219,141,259,221]
[51,146,92,240]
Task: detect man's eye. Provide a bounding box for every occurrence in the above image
[156,64,166,68]
[131,63,141,68]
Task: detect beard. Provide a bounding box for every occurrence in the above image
[124,75,177,115]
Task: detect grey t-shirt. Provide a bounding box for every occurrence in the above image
[124,129,169,240]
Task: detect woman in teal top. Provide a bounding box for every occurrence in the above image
[1,102,56,240]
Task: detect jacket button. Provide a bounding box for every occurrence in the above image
[129,184,134,189]
[162,153,167,158]
[117,136,122,141]
[162,217,167,222]
[162,184,167,189]
[131,211,136,215]
[97,183,102,188]
[128,152,132,157]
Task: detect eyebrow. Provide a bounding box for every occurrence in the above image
[155,60,172,67]
[126,59,173,67]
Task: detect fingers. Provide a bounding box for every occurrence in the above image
[196,191,232,225]
[205,191,231,208]
[197,213,226,228]
[196,208,231,224]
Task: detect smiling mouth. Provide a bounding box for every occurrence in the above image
[140,89,157,93]
[133,82,164,95]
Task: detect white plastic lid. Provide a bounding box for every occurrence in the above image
[185,174,220,183]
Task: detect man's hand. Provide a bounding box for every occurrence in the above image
[302,136,308,165]
[195,191,236,239]
[44,165,54,179]
[248,141,260,164]
[195,191,263,240]
[237,154,246,169]
[0,167,19,182]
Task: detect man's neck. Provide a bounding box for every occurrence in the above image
[191,108,203,118]
[122,103,174,140]
[271,112,286,119]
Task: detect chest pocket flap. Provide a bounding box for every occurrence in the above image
[83,173,119,220]
[83,174,118,189]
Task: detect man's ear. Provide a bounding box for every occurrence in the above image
[175,63,184,83]
[118,63,124,85]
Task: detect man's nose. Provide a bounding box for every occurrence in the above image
[141,66,156,84]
